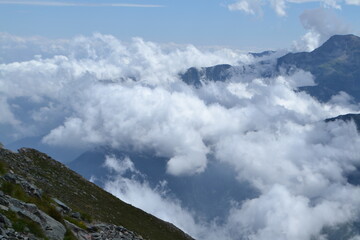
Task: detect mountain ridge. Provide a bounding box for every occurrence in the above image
[0,146,194,240]
[277,34,360,101]
[180,34,360,102]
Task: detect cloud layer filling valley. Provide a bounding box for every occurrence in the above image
[1,33,360,240]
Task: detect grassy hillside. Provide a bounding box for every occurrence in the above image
[0,146,193,240]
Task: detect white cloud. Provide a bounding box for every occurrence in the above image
[346,0,360,4]
[103,155,230,240]
[1,33,360,240]
[225,185,360,240]
[227,0,354,51]
[0,96,20,126]
[293,8,351,51]
[0,32,251,168]
[271,0,287,16]
[228,0,263,15]
[227,0,358,16]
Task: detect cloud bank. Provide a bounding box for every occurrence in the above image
[1,33,360,240]
[228,0,360,16]
[294,8,351,51]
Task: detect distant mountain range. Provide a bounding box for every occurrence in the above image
[180,64,232,88]
[181,34,360,102]
[180,51,276,88]
[325,113,360,131]
[278,34,360,101]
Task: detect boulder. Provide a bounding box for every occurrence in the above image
[2,194,66,240]
[0,214,11,228]
[2,173,42,198]
[52,198,71,213]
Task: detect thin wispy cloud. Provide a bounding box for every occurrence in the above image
[0,1,164,7]
[228,0,360,16]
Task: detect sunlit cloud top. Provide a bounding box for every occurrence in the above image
[228,0,360,16]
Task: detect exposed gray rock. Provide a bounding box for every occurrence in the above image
[40,212,66,240]
[0,147,189,240]
[0,213,11,228]
[0,205,8,211]
[0,226,39,240]
[64,219,91,240]
[86,223,144,240]
[52,198,71,213]
[71,211,81,219]
[0,192,8,207]
[64,220,145,240]
[2,173,42,198]
[0,173,146,240]
[0,192,66,240]
[0,191,143,240]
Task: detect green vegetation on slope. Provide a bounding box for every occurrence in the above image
[0,147,193,240]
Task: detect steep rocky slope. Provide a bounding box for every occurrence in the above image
[0,146,194,240]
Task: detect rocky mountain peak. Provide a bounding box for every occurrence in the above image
[309,34,360,60]
[317,34,360,51]
[277,34,360,101]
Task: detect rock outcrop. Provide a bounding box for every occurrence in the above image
[0,147,194,240]
[0,172,146,240]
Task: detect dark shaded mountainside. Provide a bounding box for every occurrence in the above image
[180,64,232,88]
[0,146,193,240]
[181,34,360,102]
[326,113,360,131]
[278,34,360,101]
[326,113,360,240]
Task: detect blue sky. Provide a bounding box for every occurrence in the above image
[0,0,360,50]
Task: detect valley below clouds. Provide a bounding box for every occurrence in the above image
[1,32,360,240]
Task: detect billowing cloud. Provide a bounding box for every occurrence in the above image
[103,155,228,240]
[227,0,359,16]
[345,0,360,5]
[1,33,360,240]
[228,0,264,15]
[293,8,351,51]
[0,33,249,108]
